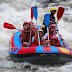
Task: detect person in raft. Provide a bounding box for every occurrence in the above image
[50,7,57,24]
[19,21,36,47]
[29,22,35,27]
[31,29,49,46]
[42,7,57,34]
[43,24,57,40]
[31,29,44,46]
[29,22,36,31]
[46,35,66,47]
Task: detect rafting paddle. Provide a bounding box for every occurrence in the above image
[56,7,65,34]
[53,7,65,35]
[4,22,20,30]
[44,14,50,46]
[33,6,38,20]
[33,6,40,46]
[57,7,65,21]
[31,7,33,19]
[29,7,34,45]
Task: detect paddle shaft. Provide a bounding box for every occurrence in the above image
[56,20,59,34]
[47,27,50,46]
[29,19,32,45]
[36,20,40,46]
[53,20,58,35]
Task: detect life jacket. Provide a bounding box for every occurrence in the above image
[49,31,53,39]
[50,40,61,47]
[31,37,43,46]
[50,14,55,22]
[21,31,34,42]
[49,31,57,39]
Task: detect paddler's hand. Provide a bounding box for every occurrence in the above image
[30,26,33,31]
[22,28,24,31]
[59,34,64,41]
[59,34,62,39]
[52,21,56,24]
[59,34,61,36]
[45,40,50,45]
[32,23,35,27]
[60,35,63,40]
[36,27,38,32]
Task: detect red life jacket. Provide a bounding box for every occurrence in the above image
[49,31,53,39]
[21,31,34,42]
[50,41,61,47]
[49,31,57,39]
[31,37,43,46]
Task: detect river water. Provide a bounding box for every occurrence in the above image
[0,0,72,72]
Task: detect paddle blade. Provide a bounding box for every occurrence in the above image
[44,14,50,27]
[4,22,16,29]
[33,6,38,20]
[31,7,33,19]
[57,7,65,20]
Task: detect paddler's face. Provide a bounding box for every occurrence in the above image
[51,39,58,45]
[32,23,34,27]
[51,10,56,15]
[24,23,30,29]
[39,32,43,38]
[50,26,55,33]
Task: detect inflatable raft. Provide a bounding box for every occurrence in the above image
[10,26,72,65]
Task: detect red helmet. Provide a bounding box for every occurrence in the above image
[23,21,29,27]
[50,35,58,41]
[49,24,56,28]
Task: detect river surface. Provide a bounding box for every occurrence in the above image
[0,0,72,72]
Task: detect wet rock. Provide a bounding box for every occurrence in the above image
[36,0,71,4]
[36,0,49,8]
[32,67,38,71]
[24,65,31,70]
[63,16,72,23]
[37,0,59,3]
[36,0,60,8]
[36,0,71,7]
[63,0,70,2]
[69,3,72,8]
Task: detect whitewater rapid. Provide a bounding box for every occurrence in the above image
[0,0,72,72]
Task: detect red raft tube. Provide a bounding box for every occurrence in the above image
[10,30,72,65]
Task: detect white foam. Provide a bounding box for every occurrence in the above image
[0,0,72,72]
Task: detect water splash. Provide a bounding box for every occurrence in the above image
[0,0,72,72]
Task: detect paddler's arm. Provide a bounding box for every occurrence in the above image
[42,33,50,45]
[30,26,36,34]
[50,17,56,24]
[19,28,24,37]
[22,32,26,42]
[19,34,22,37]
[33,28,38,41]
[61,39,66,47]
[22,27,27,42]
[52,21,56,24]
[42,38,50,45]
[60,35,66,47]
